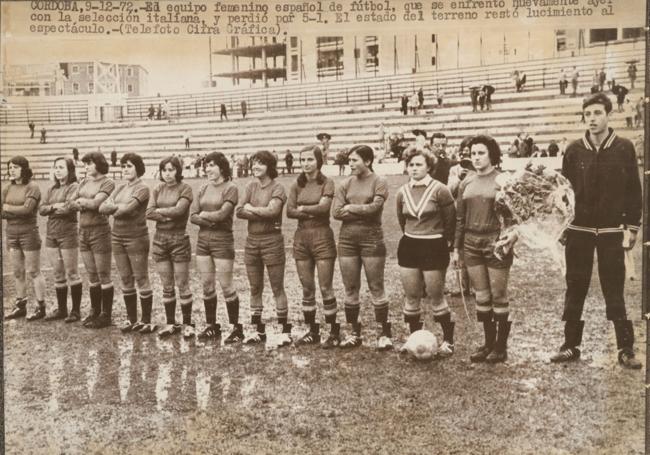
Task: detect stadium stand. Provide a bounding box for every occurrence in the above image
[0,42,644,179]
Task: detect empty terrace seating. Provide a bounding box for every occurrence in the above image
[0,42,644,178]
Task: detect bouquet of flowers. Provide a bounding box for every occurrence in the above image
[494,163,575,272]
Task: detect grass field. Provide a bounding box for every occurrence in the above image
[2,173,645,454]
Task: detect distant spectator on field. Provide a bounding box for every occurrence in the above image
[240,154,249,177]
[430,132,451,184]
[508,139,520,158]
[547,140,559,157]
[72,147,79,162]
[598,67,606,92]
[28,121,35,138]
[111,149,117,167]
[417,87,424,109]
[635,96,644,128]
[634,134,644,165]
[627,62,637,89]
[284,150,294,174]
[156,104,162,120]
[40,127,47,144]
[570,66,579,96]
[559,137,568,156]
[220,103,227,120]
[624,98,635,129]
[613,85,628,112]
[148,104,155,120]
[317,132,331,163]
[183,131,191,149]
[194,154,202,177]
[241,100,247,119]
[335,149,348,176]
[513,70,526,92]
[590,70,600,94]
[412,129,427,149]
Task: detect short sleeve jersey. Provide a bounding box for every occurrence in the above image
[112,179,150,237]
[288,177,335,229]
[149,182,193,231]
[2,181,41,233]
[42,182,79,237]
[192,181,238,232]
[241,179,287,234]
[77,175,115,228]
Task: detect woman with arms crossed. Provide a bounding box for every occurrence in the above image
[396,146,456,356]
[147,156,195,338]
[71,152,116,328]
[236,151,291,346]
[453,135,517,363]
[190,152,243,341]
[332,144,392,350]
[286,145,340,348]
[3,157,47,321]
[39,157,82,322]
[99,153,154,333]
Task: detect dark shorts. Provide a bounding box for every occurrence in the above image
[79,225,112,254]
[112,231,150,257]
[46,226,78,249]
[6,226,41,252]
[463,232,513,269]
[338,223,386,258]
[244,233,286,267]
[196,230,235,260]
[293,226,337,261]
[397,235,449,271]
[152,230,192,263]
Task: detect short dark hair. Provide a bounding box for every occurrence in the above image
[204,152,232,181]
[251,150,278,179]
[469,134,502,166]
[8,156,33,183]
[81,152,109,175]
[403,145,437,172]
[459,136,474,154]
[430,132,447,145]
[297,145,325,188]
[582,93,612,114]
[52,157,78,187]
[158,156,183,182]
[120,153,146,177]
[347,144,375,172]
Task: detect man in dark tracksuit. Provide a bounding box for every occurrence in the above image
[551,93,642,369]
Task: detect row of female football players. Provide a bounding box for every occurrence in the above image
[3,134,517,361]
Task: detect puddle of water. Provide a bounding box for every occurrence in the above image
[195,370,211,411]
[117,338,133,402]
[85,350,98,400]
[291,355,310,368]
[155,361,172,411]
[48,355,65,412]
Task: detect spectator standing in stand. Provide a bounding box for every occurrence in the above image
[111,149,117,167]
[184,131,191,150]
[40,127,47,144]
[558,68,568,95]
[28,121,35,139]
[317,132,331,164]
[241,100,247,119]
[148,104,155,120]
[401,94,408,115]
[470,87,479,112]
[571,66,580,97]
[220,103,228,120]
[417,87,424,109]
[436,89,444,107]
